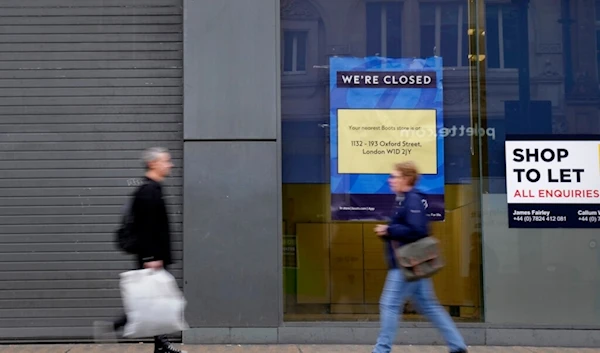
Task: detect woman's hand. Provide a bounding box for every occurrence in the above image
[374,224,389,236]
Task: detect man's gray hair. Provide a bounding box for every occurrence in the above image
[142,147,168,167]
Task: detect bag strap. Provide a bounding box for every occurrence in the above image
[127,178,150,217]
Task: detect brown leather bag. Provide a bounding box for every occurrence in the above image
[394,236,444,282]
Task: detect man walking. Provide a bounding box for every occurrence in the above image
[95,147,184,353]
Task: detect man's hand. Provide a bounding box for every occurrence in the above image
[144,260,163,269]
[374,224,388,236]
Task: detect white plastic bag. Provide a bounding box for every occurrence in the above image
[119,268,188,338]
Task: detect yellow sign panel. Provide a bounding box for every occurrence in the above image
[337,109,438,174]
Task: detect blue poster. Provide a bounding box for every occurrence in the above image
[329,56,445,221]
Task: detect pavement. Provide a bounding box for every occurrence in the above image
[0,345,599,353]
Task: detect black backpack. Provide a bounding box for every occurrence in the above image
[115,187,143,254]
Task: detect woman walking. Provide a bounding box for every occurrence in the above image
[372,161,468,353]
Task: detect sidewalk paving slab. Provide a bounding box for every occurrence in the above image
[1,345,600,353]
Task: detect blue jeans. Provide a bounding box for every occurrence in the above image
[373,269,467,353]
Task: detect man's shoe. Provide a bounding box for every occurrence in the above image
[450,350,468,353]
[154,343,187,353]
[92,321,118,343]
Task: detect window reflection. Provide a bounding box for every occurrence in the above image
[486,3,519,69]
[280,0,600,327]
[281,0,482,322]
[283,31,308,73]
[366,2,402,57]
[481,0,600,326]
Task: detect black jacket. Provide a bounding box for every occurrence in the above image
[381,189,429,269]
[131,177,173,267]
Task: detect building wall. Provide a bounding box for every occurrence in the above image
[1,0,600,346]
[182,0,282,343]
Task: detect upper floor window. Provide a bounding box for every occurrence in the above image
[366,1,403,58]
[283,30,308,74]
[365,1,519,69]
[420,2,468,67]
[485,3,519,69]
[420,2,519,69]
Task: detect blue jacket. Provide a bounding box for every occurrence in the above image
[381,189,429,269]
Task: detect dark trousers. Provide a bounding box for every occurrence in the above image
[114,262,171,348]
[114,314,169,348]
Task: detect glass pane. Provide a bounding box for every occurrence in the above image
[420,3,436,25]
[296,31,308,71]
[281,0,483,323]
[283,31,295,72]
[501,5,519,69]
[597,30,600,82]
[386,2,403,58]
[479,0,600,326]
[485,5,500,68]
[440,4,459,66]
[366,2,383,56]
[420,3,436,58]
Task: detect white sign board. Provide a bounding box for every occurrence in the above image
[505,138,600,228]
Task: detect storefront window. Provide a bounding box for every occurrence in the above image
[481,0,600,325]
[280,0,484,322]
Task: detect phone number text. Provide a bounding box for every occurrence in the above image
[512,216,567,222]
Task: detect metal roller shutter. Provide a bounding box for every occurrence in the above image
[0,0,183,342]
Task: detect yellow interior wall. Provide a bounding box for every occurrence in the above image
[283,183,482,319]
